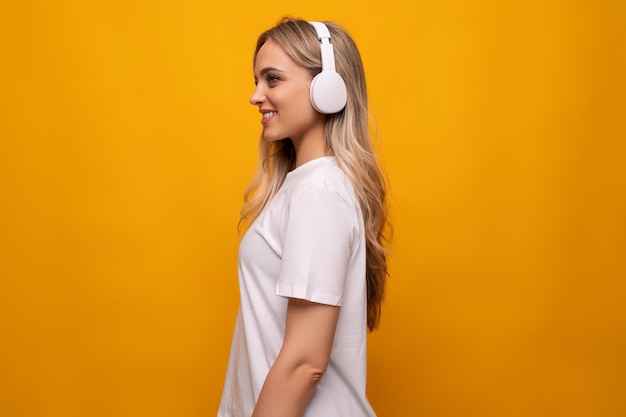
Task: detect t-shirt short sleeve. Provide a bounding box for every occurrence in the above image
[276,183,357,306]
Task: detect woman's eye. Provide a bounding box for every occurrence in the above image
[267,75,280,85]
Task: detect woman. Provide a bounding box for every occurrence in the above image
[218,17,390,417]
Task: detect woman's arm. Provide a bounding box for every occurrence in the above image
[251,298,340,417]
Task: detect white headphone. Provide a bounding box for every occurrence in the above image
[308,22,348,114]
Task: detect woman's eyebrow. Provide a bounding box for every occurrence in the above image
[259,67,286,76]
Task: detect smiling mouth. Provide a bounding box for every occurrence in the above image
[262,111,277,119]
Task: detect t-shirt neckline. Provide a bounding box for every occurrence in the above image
[287,156,335,179]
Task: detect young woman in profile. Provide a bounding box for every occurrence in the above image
[217,17,391,417]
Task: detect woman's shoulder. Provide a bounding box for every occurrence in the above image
[290,156,351,186]
[291,157,354,199]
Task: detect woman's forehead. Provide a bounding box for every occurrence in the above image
[254,41,297,72]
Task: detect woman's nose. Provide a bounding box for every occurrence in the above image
[249,85,265,106]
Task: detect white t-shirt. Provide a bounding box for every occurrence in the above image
[218,156,376,417]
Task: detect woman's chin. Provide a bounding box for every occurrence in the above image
[262,131,287,142]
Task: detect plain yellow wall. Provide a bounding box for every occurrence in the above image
[1,1,625,416]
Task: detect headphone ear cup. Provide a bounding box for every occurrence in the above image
[310,71,348,114]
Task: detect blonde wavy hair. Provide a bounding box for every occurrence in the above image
[240,17,391,331]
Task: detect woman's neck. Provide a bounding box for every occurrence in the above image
[291,130,332,168]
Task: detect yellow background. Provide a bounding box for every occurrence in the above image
[1,1,625,416]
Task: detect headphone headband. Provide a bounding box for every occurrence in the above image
[309,22,337,73]
[309,21,331,39]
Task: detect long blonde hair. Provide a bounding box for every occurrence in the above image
[240,17,391,331]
